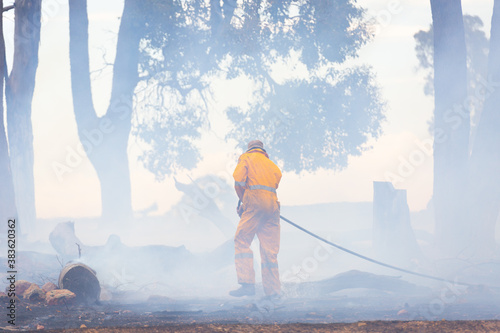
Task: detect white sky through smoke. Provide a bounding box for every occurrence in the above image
[3,0,495,220]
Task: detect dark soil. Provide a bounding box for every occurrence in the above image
[18,321,500,333]
[3,293,500,332]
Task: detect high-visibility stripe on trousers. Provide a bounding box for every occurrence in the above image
[234,199,280,296]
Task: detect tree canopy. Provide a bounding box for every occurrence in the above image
[134,0,386,178]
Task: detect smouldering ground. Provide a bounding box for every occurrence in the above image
[35,321,500,333]
[5,292,500,332]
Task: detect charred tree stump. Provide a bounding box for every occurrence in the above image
[373,181,421,266]
[58,263,100,304]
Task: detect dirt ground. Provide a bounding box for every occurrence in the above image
[3,291,500,332]
[29,321,500,333]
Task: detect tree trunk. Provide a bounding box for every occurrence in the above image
[430,0,470,257]
[0,0,18,233]
[5,0,42,235]
[69,0,143,222]
[467,0,500,258]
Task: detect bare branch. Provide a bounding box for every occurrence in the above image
[56,255,64,268]
[2,4,14,12]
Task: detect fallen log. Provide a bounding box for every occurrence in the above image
[48,222,234,298]
[58,263,100,304]
[49,221,88,262]
[290,270,432,298]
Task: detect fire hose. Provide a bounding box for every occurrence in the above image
[237,199,477,287]
[279,214,477,287]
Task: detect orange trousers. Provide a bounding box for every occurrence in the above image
[234,195,280,296]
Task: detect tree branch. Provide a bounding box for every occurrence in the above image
[3,4,14,12]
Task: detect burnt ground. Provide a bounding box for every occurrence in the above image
[30,321,500,333]
[3,291,500,332]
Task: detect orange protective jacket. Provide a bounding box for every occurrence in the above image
[233,148,282,211]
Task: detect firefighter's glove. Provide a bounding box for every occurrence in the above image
[237,204,244,217]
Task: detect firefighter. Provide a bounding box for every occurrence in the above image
[230,140,282,297]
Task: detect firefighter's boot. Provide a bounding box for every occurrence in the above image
[229,283,255,297]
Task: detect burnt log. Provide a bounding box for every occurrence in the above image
[291,270,431,298]
[58,263,100,304]
[47,221,235,298]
